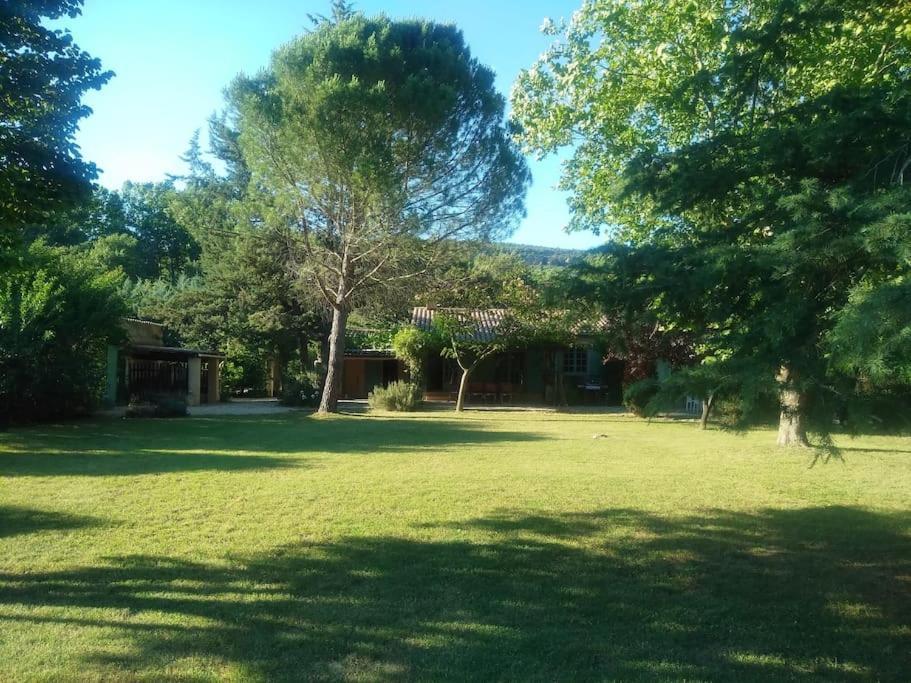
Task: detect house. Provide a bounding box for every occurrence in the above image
[104,319,225,407]
[340,307,625,405]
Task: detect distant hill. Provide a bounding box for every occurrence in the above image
[495,242,587,267]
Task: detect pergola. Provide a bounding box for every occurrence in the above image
[105,319,225,406]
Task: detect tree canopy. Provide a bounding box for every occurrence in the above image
[0,0,112,244]
[231,14,529,413]
[515,0,911,444]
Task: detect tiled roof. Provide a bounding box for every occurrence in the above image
[122,317,163,328]
[410,307,509,343]
[411,306,611,342]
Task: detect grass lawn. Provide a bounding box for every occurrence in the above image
[1,410,909,681]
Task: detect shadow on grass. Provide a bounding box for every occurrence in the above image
[0,415,541,477]
[0,506,908,680]
[0,506,104,539]
[837,446,911,455]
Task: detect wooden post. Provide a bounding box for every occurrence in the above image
[104,345,119,407]
[206,359,220,403]
[187,357,201,406]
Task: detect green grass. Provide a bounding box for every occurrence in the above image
[1,411,909,681]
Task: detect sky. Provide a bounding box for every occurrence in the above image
[61,0,601,250]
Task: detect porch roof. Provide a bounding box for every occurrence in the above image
[410,306,610,342]
[127,344,225,360]
[345,349,395,359]
[411,307,507,343]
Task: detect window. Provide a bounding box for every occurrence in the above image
[563,346,588,374]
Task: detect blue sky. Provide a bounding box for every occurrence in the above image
[62,0,601,250]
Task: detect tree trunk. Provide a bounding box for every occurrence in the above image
[455,366,471,412]
[699,392,715,430]
[318,305,348,414]
[776,366,809,447]
[318,336,330,391]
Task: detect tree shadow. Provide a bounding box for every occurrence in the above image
[0,506,104,539]
[0,451,299,477]
[836,446,911,455]
[0,415,541,477]
[1,506,908,679]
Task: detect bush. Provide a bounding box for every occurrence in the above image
[125,393,188,418]
[623,378,661,417]
[391,326,432,386]
[368,381,422,412]
[279,373,320,407]
[0,242,125,425]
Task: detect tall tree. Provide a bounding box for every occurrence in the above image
[231,15,529,413]
[514,0,911,445]
[120,181,200,281]
[0,0,112,248]
[146,123,330,394]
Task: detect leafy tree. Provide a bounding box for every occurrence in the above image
[231,15,529,413]
[515,0,911,445]
[0,242,125,425]
[135,126,330,396]
[431,310,525,412]
[0,0,112,249]
[391,326,429,388]
[120,181,200,281]
[21,185,126,247]
[307,0,357,27]
[418,254,578,412]
[84,232,142,276]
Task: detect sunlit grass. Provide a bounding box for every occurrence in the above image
[1,411,909,680]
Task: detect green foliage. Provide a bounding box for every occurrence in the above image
[0,242,125,424]
[519,0,911,441]
[279,373,320,408]
[149,123,328,396]
[84,233,142,276]
[230,13,529,412]
[367,381,422,412]
[622,378,660,417]
[125,394,188,418]
[391,327,432,385]
[495,243,585,267]
[346,326,395,351]
[829,279,911,386]
[0,0,112,238]
[120,182,200,281]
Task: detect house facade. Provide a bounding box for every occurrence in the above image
[104,319,224,407]
[340,307,626,405]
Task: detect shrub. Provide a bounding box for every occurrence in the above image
[125,393,188,418]
[279,373,320,407]
[0,242,125,425]
[391,326,432,386]
[368,381,422,412]
[623,378,660,417]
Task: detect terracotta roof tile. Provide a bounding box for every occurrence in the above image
[410,307,509,343]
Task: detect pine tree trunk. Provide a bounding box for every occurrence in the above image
[776,367,809,447]
[318,336,330,391]
[318,305,348,414]
[699,393,715,430]
[455,367,471,412]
